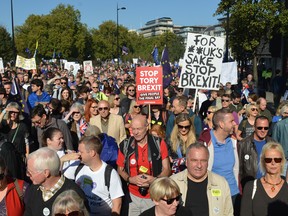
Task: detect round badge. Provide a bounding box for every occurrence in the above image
[93,182,97,189]
[244,154,250,160]
[130,159,136,165]
[43,207,50,216]
[213,207,219,214]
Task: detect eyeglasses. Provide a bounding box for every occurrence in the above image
[178,125,190,130]
[98,107,109,111]
[256,126,269,130]
[128,89,135,92]
[207,111,214,114]
[221,99,230,102]
[251,108,258,112]
[55,211,82,216]
[91,106,98,109]
[134,106,141,109]
[0,173,5,180]
[161,194,182,205]
[114,98,120,101]
[264,158,282,163]
[10,111,19,114]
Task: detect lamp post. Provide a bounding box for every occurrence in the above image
[10,0,16,65]
[117,3,126,68]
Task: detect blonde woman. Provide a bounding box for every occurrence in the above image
[237,103,259,140]
[169,113,196,174]
[203,105,219,129]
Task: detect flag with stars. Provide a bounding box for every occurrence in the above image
[161,46,172,88]
[151,46,159,65]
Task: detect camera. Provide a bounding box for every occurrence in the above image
[138,175,148,196]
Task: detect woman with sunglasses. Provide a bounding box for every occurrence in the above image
[203,105,219,130]
[63,102,88,150]
[124,100,143,137]
[108,94,123,116]
[168,113,196,174]
[0,156,26,216]
[236,103,259,141]
[52,190,89,216]
[240,142,288,216]
[140,177,190,216]
[0,102,30,160]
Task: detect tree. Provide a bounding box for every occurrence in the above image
[0,26,13,64]
[216,0,287,80]
[15,4,91,61]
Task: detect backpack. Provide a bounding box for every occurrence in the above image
[98,133,119,168]
[74,163,113,192]
[122,135,161,174]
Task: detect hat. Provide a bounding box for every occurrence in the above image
[102,78,108,82]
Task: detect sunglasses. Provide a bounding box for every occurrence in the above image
[92,86,98,89]
[161,194,182,205]
[251,108,258,112]
[84,77,89,79]
[61,82,67,84]
[134,106,141,109]
[10,111,19,114]
[55,211,82,216]
[207,111,214,114]
[0,173,5,180]
[256,126,269,130]
[72,111,81,114]
[178,125,190,130]
[221,99,230,102]
[128,89,135,92]
[114,98,120,101]
[264,158,282,163]
[98,107,109,111]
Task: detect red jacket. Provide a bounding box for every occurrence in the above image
[5,177,25,216]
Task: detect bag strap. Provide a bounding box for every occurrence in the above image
[14,179,24,203]
[11,124,20,143]
[74,163,85,179]
[251,179,257,200]
[105,165,113,192]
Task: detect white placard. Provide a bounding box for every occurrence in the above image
[220,61,238,85]
[179,33,225,90]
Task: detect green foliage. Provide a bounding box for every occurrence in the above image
[15,4,91,61]
[216,0,287,63]
[13,4,185,63]
[0,26,13,64]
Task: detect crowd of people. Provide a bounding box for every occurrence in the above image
[0,63,288,216]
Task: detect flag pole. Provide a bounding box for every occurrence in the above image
[193,89,198,113]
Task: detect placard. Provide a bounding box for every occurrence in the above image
[136,66,163,105]
[179,33,225,90]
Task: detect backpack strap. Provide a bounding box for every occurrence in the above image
[74,163,85,179]
[105,165,113,192]
[14,179,24,203]
[251,179,257,199]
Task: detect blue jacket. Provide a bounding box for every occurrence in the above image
[28,91,51,110]
[165,109,202,140]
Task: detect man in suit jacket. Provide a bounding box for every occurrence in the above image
[90,100,126,145]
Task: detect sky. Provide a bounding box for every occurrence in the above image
[0,0,222,34]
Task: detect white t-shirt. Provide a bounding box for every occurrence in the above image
[75,162,124,216]
[57,150,80,179]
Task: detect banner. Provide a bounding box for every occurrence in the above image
[0,58,4,73]
[15,55,36,70]
[64,62,80,76]
[179,33,224,90]
[136,66,163,105]
[220,61,238,85]
[83,60,93,73]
